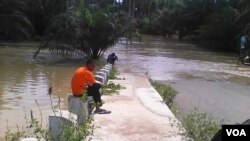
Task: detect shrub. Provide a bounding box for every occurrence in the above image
[183,109,220,141]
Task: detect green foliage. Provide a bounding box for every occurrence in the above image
[5,96,93,141]
[5,126,25,141]
[2,0,250,53]
[108,67,118,79]
[25,0,67,37]
[183,109,221,141]
[149,80,221,141]
[35,0,122,59]
[153,0,250,52]
[0,0,34,40]
[102,67,124,95]
[88,12,119,58]
[151,81,177,109]
[158,7,183,36]
[126,0,250,52]
[51,116,93,141]
[102,82,124,95]
[198,5,240,50]
[5,110,50,141]
[5,111,93,141]
[0,0,68,41]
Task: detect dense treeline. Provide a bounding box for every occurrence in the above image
[125,0,250,52]
[0,0,67,40]
[1,0,126,58]
[1,0,250,57]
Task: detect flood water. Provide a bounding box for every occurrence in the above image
[1,36,250,138]
[0,42,84,138]
[115,36,250,81]
[113,36,250,124]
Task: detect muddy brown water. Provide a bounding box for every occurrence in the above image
[1,36,250,138]
[114,36,250,81]
[0,42,85,139]
[113,36,250,124]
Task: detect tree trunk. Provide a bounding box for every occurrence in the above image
[92,49,99,59]
[132,0,135,20]
[128,0,132,17]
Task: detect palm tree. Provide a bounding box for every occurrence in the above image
[25,0,67,37]
[34,0,121,59]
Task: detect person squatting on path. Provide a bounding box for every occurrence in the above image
[107,53,118,65]
[71,59,111,114]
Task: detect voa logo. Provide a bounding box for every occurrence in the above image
[226,129,246,136]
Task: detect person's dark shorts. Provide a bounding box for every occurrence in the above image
[87,83,102,104]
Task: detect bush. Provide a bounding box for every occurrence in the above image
[183,109,220,141]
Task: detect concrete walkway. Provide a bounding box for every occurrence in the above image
[88,73,189,141]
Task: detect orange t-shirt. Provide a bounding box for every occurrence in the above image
[71,66,95,96]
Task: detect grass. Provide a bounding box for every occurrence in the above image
[5,96,94,141]
[102,82,124,95]
[101,66,124,95]
[5,110,50,141]
[150,80,177,109]
[107,67,118,80]
[51,116,93,141]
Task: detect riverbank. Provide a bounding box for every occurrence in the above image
[89,73,189,141]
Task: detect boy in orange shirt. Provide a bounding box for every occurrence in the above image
[71,59,110,114]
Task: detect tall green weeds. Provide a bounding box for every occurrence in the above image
[183,109,221,141]
[102,82,124,95]
[150,80,177,109]
[108,67,118,80]
[5,96,94,141]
